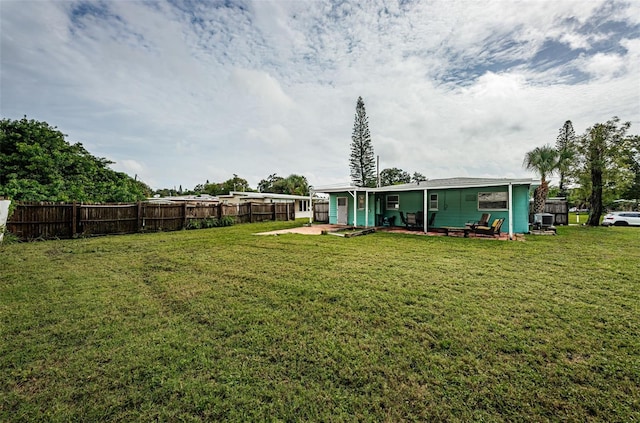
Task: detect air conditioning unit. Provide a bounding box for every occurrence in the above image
[533,213,554,228]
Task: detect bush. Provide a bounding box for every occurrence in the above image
[218,216,235,227]
[186,216,234,230]
[186,219,202,230]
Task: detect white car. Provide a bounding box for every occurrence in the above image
[602,212,640,226]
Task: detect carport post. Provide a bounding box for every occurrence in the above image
[423,188,428,233]
[365,190,369,228]
[508,183,514,239]
[353,190,357,226]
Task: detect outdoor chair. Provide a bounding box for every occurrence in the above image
[416,211,424,228]
[473,218,504,236]
[400,211,419,229]
[399,211,408,227]
[469,213,491,229]
[406,213,418,229]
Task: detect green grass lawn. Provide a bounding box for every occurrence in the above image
[568,212,592,225]
[1,222,639,421]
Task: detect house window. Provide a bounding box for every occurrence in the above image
[358,195,365,210]
[298,200,308,212]
[386,195,399,210]
[478,192,508,210]
[429,194,438,210]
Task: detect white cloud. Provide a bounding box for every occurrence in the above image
[230,68,294,110]
[1,0,639,191]
[580,53,626,80]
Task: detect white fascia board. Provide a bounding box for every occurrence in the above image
[317,179,540,193]
[378,179,540,192]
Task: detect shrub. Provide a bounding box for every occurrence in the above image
[186,219,202,230]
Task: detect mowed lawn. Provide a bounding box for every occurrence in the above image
[1,222,638,421]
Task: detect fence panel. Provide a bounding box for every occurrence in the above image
[142,204,184,232]
[251,203,275,222]
[274,203,291,221]
[6,200,295,241]
[235,203,251,224]
[80,204,139,235]
[314,202,329,223]
[187,204,218,219]
[6,202,74,240]
[529,199,569,226]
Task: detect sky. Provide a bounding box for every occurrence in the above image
[2,0,639,191]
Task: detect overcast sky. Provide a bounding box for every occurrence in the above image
[2,0,639,190]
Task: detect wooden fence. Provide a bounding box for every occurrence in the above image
[529,198,569,226]
[313,201,329,223]
[6,201,295,241]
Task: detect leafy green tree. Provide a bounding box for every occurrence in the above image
[523,145,559,214]
[221,174,252,195]
[572,117,636,225]
[621,136,640,203]
[380,168,411,186]
[258,173,284,193]
[412,172,427,183]
[555,120,576,198]
[258,173,310,195]
[0,117,149,202]
[349,96,376,187]
[276,174,310,196]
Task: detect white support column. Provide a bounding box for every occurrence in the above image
[364,191,369,228]
[349,190,357,227]
[423,188,428,233]
[353,190,357,227]
[508,183,514,240]
[309,192,313,224]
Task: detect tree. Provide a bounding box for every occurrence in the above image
[620,136,640,203]
[277,174,310,196]
[349,96,376,187]
[572,117,635,226]
[258,173,310,196]
[0,117,150,202]
[258,173,283,193]
[412,172,427,183]
[555,120,576,198]
[221,174,251,195]
[380,168,411,186]
[523,145,559,214]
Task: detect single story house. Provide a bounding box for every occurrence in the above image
[219,191,316,220]
[147,194,220,205]
[316,177,540,239]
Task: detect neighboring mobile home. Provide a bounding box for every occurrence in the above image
[219,191,315,220]
[317,177,540,239]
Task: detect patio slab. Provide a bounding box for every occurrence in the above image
[256,224,514,240]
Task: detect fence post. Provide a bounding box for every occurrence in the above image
[183,202,188,229]
[273,204,276,221]
[249,202,253,223]
[137,201,143,232]
[71,202,77,238]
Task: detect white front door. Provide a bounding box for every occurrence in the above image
[337,197,348,224]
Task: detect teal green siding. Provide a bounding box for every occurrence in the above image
[423,186,531,233]
[328,191,375,226]
[512,185,531,233]
[328,184,532,233]
[380,191,423,225]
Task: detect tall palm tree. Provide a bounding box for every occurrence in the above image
[523,145,560,214]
